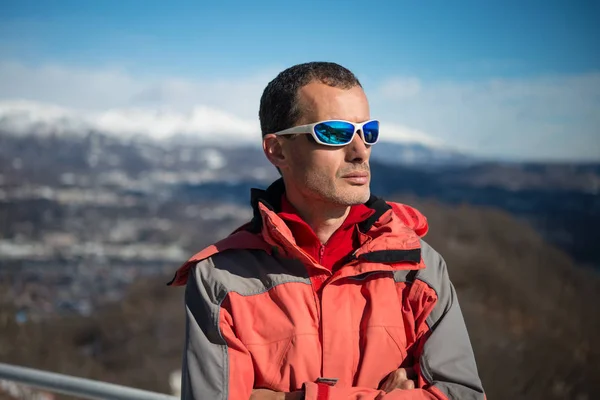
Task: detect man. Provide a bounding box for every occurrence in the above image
[169,62,485,399]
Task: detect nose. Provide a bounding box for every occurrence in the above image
[345,131,370,163]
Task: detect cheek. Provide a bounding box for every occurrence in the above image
[288,149,309,173]
[290,150,340,179]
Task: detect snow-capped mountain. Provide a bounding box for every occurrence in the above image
[0,100,259,144]
[0,100,472,167]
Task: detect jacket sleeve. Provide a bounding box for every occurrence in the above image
[181,263,254,400]
[302,242,485,400]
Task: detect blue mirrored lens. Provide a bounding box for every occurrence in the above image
[313,121,355,145]
[362,120,379,144]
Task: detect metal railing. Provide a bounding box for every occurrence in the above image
[0,362,178,400]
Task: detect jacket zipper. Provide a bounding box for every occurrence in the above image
[319,245,325,265]
[318,244,325,377]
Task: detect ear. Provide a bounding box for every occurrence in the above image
[263,134,287,170]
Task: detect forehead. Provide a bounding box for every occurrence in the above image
[296,82,370,124]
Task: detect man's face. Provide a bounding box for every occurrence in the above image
[267,81,373,206]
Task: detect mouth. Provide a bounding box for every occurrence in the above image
[341,172,370,185]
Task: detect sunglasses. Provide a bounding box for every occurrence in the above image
[272,119,380,146]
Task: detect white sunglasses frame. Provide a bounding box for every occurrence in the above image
[271,119,380,146]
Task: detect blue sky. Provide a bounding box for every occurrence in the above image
[0,0,599,161]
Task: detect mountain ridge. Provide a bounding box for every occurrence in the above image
[1,129,599,270]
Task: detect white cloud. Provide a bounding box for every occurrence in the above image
[0,61,271,142]
[377,77,421,100]
[1,61,599,160]
[0,61,272,119]
[0,61,441,148]
[382,123,444,148]
[371,73,600,161]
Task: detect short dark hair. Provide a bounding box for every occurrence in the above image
[259,62,362,137]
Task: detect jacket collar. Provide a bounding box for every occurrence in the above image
[249,178,392,235]
[249,179,425,273]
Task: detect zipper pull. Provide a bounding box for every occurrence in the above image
[319,245,325,264]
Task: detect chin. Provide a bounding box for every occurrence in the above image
[336,187,371,205]
[355,190,371,204]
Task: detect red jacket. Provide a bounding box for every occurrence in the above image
[169,179,485,399]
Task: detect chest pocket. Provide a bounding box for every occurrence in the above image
[346,271,414,386]
[231,283,321,391]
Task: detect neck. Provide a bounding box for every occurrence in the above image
[285,187,350,244]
